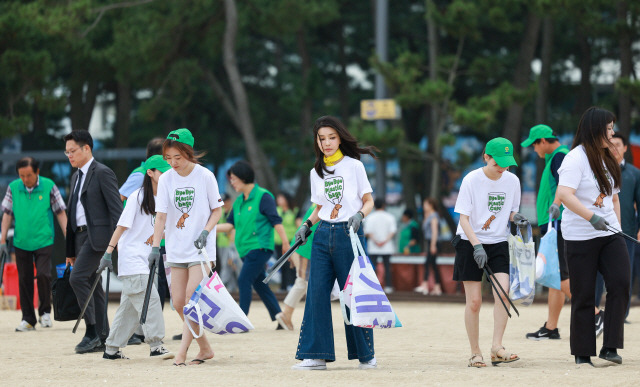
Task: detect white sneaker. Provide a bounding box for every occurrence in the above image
[39,313,53,328]
[291,359,327,370]
[150,345,175,360]
[15,320,36,332]
[359,357,377,370]
[384,287,394,294]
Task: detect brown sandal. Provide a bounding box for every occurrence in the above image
[468,354,486,368]
[490,346,519,366]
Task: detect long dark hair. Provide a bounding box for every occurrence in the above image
[313,116,379,178]
[572,107,621,196]
[138,171,156,216]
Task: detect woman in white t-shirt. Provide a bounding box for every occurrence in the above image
[97,155,173,360]
[452,137,529,368]
[291,116,378,371]
[557,107,630,366]
[149,128,223,367]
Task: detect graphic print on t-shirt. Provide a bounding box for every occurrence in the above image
[324,176,344,219]
[145,214,156,246]
[482,192,505,230]
[591,169,612,208]
[174,187,195,229]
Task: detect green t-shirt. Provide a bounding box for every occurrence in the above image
[275,207,298,245]
[398,219,421,253]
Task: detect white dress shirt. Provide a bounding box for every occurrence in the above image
[74,157,94,228]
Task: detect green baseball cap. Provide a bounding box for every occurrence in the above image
[521,124,556,147]
[144,155,171,173]
[485,137,518,168]
[167,128,194,147]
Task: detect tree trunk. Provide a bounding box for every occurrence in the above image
[502,12,541,160]
[426,0,440,200]
[113,80,132,184]
[294,28,312,206]
[222,0,278,191]
[617,1,632,141]
[575,28,592,115]
[69,78,99,131]
[534,17,553,201]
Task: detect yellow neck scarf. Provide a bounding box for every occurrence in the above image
[324,149,344,166]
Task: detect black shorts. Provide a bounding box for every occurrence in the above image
[452,238,509,282]
[540,220,569,281]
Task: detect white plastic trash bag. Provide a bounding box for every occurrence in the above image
[508,224,536,306]
[183,258,254,337]
[339,228,402,329]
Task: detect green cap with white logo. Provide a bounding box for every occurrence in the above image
[167,128,194,147]
[485,137,517,168]
[521,124,556,147]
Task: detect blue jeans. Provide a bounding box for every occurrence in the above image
[595,238,635,316]
[295,221,375,362]
[238,248,281,320]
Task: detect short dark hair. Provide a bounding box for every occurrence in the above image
[146,137,165,158]
[533,136,558,145]
[63,130,94,150]
[227,160,254,184]
[16,157,39,174]
[612,132,628,146]
[374,198,385,209]
[403,208,414,219]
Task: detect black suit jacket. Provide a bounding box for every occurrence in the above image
[66,159,122,257]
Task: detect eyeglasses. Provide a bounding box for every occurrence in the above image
[64,147,82,157]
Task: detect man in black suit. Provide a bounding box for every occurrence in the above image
[64,130,122,353]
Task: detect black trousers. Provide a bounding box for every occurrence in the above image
[424,240,441,283]
[69,230,109,338]
[371,254,393,288]
[566,235,630,356]
[15,245,53,326]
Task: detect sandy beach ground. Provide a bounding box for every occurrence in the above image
[1,300,639,386]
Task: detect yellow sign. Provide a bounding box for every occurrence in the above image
[360,99,399,120]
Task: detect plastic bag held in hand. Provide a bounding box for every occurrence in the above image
[347,212,364,233]
[194,230,209,249]
[548,203,560,220]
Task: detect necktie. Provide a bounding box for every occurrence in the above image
[69,170,83,231]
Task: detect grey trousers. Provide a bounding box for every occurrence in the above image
[69,230,108,335]
[106,274,165,351]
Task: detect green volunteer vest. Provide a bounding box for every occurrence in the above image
[274,207,298,245]
[398,220,421,253]
[132,161,145,175]
[232,185,276,257]
[537,145,569,226]
[294,204,318,260]
[10,177,56,251]
[217,208,230,248]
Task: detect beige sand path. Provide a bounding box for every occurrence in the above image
[1,301,639,386]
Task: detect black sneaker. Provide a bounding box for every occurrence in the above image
[595,310,604,338]
[103,351,129,360]
[75,336,101,354]
[598,347,622,364]
[525,322,560,340]
[150,345,174,360]
[127,333,144,345]
[172,334,182,341]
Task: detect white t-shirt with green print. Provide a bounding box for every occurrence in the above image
[156,164,223,263]
[454,167,521,244]
[310,156,372,223]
